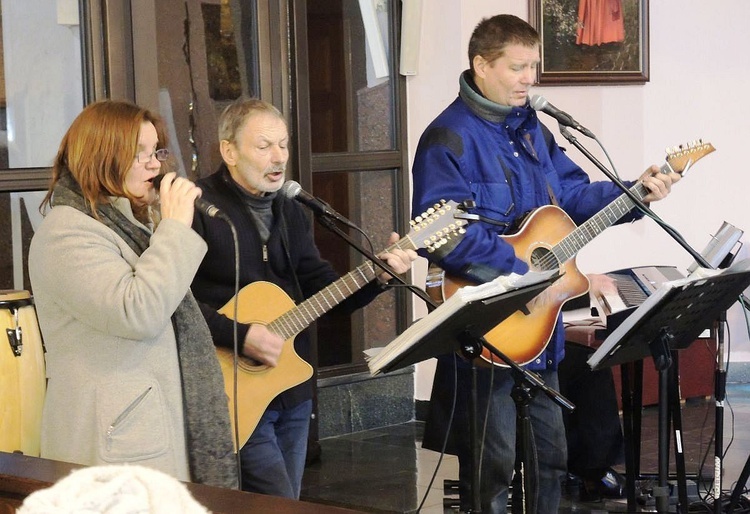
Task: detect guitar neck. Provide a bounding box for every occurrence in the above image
[551,165,668,266]
[268,236,417,339]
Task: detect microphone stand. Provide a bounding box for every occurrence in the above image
[558,125,721,513]
[314,211,574,514]
[558,125,710,268]
[314,214,436,307]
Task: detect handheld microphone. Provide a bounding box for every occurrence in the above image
[530,94,595,138]
[151,174,228,221]
[280,180,350,224]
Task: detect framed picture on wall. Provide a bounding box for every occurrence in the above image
[529,0,649,85]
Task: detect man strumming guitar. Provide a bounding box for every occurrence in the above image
[411,14,681,514]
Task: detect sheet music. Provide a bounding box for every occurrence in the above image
[687,221,744,273]
[367,269,559,375]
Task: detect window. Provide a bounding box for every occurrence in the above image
[4,0,412,377]
[0,0,85,290]
[299,0,411,376]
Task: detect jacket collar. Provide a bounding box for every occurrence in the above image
[459,70,511,123]
[458,70,534,127]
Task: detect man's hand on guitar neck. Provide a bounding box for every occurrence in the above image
[375,231,418,285]
[243,323,285,367]
[639,164,682,203]
[236,231,417,367]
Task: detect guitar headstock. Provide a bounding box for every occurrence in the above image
[665,140,715,174]
[408,200,468,256]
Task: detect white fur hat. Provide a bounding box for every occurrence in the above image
[17,464,210,513]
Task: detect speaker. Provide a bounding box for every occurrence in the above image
[399,0,423,76]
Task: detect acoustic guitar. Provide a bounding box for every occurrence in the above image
[425,140,715,367]
[217,200,468,447]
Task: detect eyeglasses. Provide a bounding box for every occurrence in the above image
[135,148,170,163]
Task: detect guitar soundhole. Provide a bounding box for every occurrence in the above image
[529,247,558,272]
[238,356,268,372]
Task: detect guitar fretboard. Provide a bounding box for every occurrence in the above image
[543,164,669,270]
[268,237,416,339]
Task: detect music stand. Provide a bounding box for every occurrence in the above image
[688,221,743,514]
[369,271,559,375]
[588,262,750,514]
[369,270,562,514]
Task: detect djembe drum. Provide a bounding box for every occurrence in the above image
[0,290,46,456]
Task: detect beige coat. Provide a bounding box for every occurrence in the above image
[28,204,207,481]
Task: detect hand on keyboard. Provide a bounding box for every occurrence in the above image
[588,273,625,315]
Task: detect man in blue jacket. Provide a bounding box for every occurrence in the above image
[412,14,680,513]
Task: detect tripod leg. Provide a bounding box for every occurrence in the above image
[714,313,728,514]
[512,455,524,513]
[656,366,671,514]
[469,361,482,513]
[669,352,689,513]
[512,379,538,514]
[518,413,538,514]
[650,328,675,514]
[621,362,639,511]
[714,399,726,513]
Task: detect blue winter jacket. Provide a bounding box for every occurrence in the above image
[411,71,643,369]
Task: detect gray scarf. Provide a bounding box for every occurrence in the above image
[52,174,238,489]
[458,69,514,123]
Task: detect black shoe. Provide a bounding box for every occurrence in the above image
[563,472,582,497]
[582,468,626,500]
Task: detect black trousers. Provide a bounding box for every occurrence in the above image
[558,341,624,477]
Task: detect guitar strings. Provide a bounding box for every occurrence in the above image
[529,181,649,272]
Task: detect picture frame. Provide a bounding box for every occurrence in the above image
[529,0,649,85]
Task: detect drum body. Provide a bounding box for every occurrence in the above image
[0,290,46,456]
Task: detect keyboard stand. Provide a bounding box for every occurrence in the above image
[619,351,691,511]
[588,263,750,513]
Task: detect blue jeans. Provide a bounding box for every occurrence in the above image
[239,399,312,499]
[453,366,567,514]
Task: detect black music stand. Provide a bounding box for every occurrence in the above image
[370,271,562,514]
[370,272,559,375]
[588,262,750,514]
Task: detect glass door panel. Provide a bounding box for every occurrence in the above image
[0,0,85,290]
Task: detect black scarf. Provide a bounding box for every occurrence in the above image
[52,174,238,489]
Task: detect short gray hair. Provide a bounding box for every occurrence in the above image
[217,98,286,144]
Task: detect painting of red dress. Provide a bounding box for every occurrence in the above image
[529,0,649,85]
